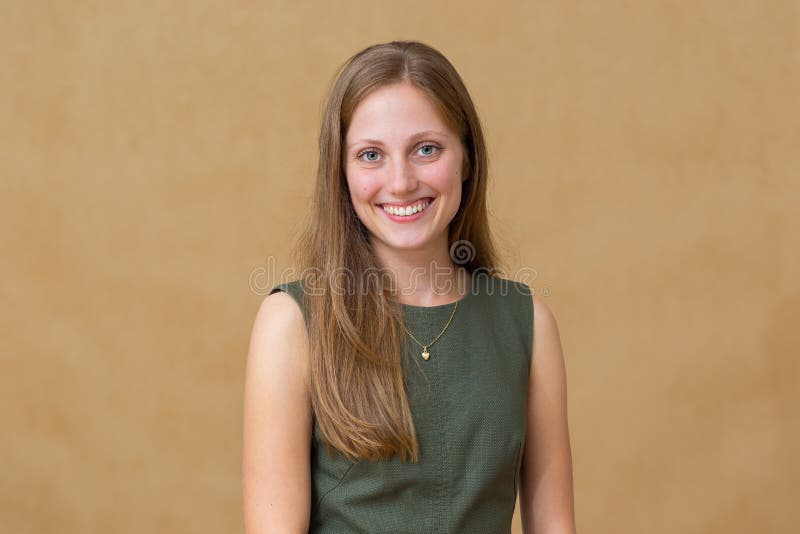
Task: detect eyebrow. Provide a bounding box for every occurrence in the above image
[346,130,448,149]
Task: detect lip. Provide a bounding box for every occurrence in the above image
[378,196,435,223]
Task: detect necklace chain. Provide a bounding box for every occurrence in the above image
[403,300,459,361]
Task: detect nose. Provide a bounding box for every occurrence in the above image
[385,157,419,196]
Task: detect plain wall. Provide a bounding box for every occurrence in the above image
[2,1,798,532]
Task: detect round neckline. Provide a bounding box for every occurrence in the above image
[400,273,478,312]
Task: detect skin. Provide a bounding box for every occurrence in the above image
[242,291,312,532]
[521,295,578,533]
[242,81,576,533]
[344,82,468,303]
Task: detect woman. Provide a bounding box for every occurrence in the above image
[243,40,576,533]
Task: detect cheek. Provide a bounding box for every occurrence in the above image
[422,160,462,190]
[346,170,379,203]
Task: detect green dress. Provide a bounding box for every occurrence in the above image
[268,272,534,533]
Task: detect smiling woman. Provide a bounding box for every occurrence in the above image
[242,40,576,534]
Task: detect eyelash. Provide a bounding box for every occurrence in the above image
[355,143,442,162]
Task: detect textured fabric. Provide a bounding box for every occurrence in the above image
[268,273,534,534]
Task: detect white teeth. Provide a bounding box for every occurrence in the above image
[381,200,430,217]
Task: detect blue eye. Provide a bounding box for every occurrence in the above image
[418,144,439,156]
[356,150,378,162]
[356,144,441,162]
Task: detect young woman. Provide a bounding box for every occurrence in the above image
[243,40,576,533]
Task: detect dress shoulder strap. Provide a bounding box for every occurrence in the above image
[474,273,534,374]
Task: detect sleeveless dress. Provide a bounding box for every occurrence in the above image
[268,272,534,533]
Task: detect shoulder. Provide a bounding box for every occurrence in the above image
[532,293,560,343]
[247,285,311,391]
[253,281,303,333]
[267,279,307,308]
[528,292,566,385]
[496,275,558,343]
[496,278,562,370]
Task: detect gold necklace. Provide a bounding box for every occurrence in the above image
[403,300,459,360]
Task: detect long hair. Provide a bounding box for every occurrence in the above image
[290,40,503,462]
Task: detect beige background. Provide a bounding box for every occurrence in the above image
[2,1,798,532]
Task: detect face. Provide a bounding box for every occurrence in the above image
[344,82,466,256]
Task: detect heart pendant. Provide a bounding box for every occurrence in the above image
[421,349,430,360]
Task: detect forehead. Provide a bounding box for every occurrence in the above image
[345,84,455,146]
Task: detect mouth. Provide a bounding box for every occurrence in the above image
[377,197,435,218]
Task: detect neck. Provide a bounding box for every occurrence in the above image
[370,232,471,307]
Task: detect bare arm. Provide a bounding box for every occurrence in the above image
[519,295,577,534]
[242,291,313,533]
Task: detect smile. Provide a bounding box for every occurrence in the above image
[379,197,433,217]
